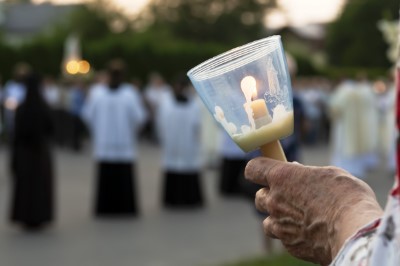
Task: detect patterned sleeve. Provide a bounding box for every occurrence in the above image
[330,181,400,266]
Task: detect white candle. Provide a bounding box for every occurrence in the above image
[241,76,271,129]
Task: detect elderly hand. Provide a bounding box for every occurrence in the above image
[245,158,383,266]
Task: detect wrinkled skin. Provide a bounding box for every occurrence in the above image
[245,158,383,266]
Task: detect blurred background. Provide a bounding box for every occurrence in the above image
[0,0,398,265]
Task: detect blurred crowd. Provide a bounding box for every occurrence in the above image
[0,61,396,233]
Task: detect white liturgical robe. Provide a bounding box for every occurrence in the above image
[329,80,378,177]
[157,94,202,172]
[82,83,147,162]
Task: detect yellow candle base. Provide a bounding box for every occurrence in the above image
[260,140,287,161]
[232,110,293,152]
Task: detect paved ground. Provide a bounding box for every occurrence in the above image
[0,142,394,266]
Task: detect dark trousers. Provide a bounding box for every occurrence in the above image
[163,171,203,208]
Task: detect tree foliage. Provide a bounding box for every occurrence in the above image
[141,0,277,45]
[0,0,279,81]
[326,0,399,70]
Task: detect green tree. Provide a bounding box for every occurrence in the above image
[141,0,277,45]
[326,0,399,70]
[0,40,19,80]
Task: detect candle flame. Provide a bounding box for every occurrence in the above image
[241,76,257,102]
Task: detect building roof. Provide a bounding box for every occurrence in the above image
[1,3,79,36]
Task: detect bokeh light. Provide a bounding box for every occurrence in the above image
[78,60,91,74]
[66,60,80,75]
[65,60,91,75]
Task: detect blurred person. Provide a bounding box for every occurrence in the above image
[357,77,380,169]
[300,78,322,145]
[10,73,54,231]
[281,78,306,162]
[281,56,305,162]
[143,72,172,143]
[218,130,248,196]
[42,76,61,108]
[82,59,146,216]
[52,78,74,147]
[157,76,203,208]
[42,76,64,146]
[2,63,31,138]
[375,79,396,172]
[68,79,87,151]
[131,77,143,92]
[329,77,377,178]
[317,78,333,144]
[197,93,220,169]
[87,70,108,100]
[0,75,3,137]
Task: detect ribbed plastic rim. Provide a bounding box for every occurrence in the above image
[187,35,281,81]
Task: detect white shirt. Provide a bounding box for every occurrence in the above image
[157,94,202,172]
[82,83,147,162]
[3,80,26,107]
[87,83,107,100]
[43,84,61,107]
[144,84,171,110]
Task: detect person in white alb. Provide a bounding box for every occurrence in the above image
[82,59,147,216]
[157,76,204,208]
[329,77,379,178]
[143,72,172,143]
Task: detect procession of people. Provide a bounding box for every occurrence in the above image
[0,60,396,229]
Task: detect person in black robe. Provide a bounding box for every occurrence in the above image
[10,73,54,230]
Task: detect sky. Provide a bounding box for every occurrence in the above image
[267,0,346,28]
[31,0,346,28]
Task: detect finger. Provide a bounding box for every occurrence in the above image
[245,157,302,188]
[244,157,281,187]
[264,217,300,240]
[263,217,278,239]
[255,187,270,213]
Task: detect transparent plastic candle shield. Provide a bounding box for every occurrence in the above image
[187,35,293,154]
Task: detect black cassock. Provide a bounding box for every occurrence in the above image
[10,102,54,228]
[95,162,138,216]
[163,171,203,208]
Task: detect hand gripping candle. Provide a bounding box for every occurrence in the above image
[187,36,293,161]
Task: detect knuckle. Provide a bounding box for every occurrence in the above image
[265,195,278,215]
[321,166,339,175]
[265,195,275,209]
[263,218,277,238]
[255,188,265,199]
[272,224,284,238]
[255,197,265,213]
[265,162,282,181]
[255,188,269,213]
